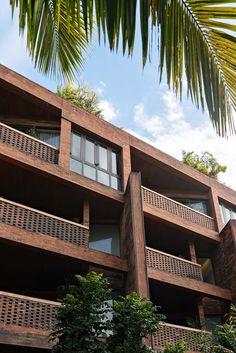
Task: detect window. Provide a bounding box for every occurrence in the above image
[89,224,120,256]
[70,131,121,190]
[176,199,208,215]
[36,129,60,149]
[220,203,236,225]
[197,258,215,284]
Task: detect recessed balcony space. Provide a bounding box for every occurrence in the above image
[0,241,125,301]
[146,247,203,281]
[0,123,59,164]
[145,219,231,301]
[142,186,216,231]
[150,280,209,351]
[131,147,217,234]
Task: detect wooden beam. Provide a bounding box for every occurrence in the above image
[122,144,132,192]
[197,299,205,328]
[189,241,197,263]
[209,188,223,233]
[58,118,71,169]
[147,267,232,301]
[0,223,128,272]
[83,200,90,228]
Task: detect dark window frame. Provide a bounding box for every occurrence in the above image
[70,131,121,190]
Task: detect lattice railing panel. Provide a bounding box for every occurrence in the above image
[0,123,58,164]
[146,247,203,281]
[142,187,215,230]
[0,292,58,331]
[153,323,209,352]
[0,198,89,248]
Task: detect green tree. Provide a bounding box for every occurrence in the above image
[109,292,165,353]
[182,151,227,180]
[57,81,103,118]
[163,341,187,353]
[10,1,236,136]
[51,272,111,353]
[51,272,164,353]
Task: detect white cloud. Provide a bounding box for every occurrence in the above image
[99,100,118,122]
[162,91,183,121]
[129,91,236,190]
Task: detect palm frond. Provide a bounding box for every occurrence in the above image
[10,0,90,80]
[9,1,236,136]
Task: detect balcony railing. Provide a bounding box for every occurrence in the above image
[0,291,59,331]
[0,197,89,248]
[0,122,58,164]
[146,247,203,281]
[153,323,209,352]
[142,187,215,230]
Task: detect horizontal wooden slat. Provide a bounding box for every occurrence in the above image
[0,197,89,248]
[0,122,58,163]
[153,323,210,352]
[146,247,203,281]
[142,187,215,230]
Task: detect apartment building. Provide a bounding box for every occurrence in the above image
[0,64,236,353]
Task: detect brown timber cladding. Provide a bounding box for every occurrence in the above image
[0,122,58,163]
[142,186,215,230]
[0,292,59,331]
[146,247,203,281]
[152,323,209,352]
[0,198,89,247]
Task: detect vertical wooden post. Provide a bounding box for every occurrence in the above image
[197,299,205,328]
[83,201,90,228]
[122,144,132,192]
[121,172,149,298]
[188,241,197,263]
[58,118,71,169]
[209,187,223,232]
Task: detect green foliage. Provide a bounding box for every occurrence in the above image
[51,272,111,353]
[51,273,164,353]
[200,305,236,353]
[57,81,103,118]
[182,151,227,180]
[109,292,165,353]
[163,341,187,353]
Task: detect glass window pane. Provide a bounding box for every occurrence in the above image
[99,145,108,170]
[37,130,60,149]
[71,132,81,159]
[111,152,118,174]
[84,164,96,180]
[190,201,208,215]
[85,139,95,164]
[70,158,82,174]
[111,176,118,190]
[89,224,120,256]
[98,170,109,186]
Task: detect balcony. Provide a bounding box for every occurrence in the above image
[153,323,209,352]
[0,197,89,248]
[142,187,215,231]
[146,247,203,281]
[0,122,58,164]
[0,291,59,332]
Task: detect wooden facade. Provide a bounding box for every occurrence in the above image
[0,64,236,352]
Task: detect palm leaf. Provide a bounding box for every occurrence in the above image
[10,1,236,136]
[10,0,90,80]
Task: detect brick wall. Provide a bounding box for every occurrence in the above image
[213,220,236,303]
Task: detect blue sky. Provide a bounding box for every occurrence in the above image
[1,1,236,190]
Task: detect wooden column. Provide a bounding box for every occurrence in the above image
[197,299,205,328]
[83,201,90,228]
[58,118,71,169]
[188,241,197,263]
[121,172,149,298]
[209,187,223,232]
[122,144,132,192]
